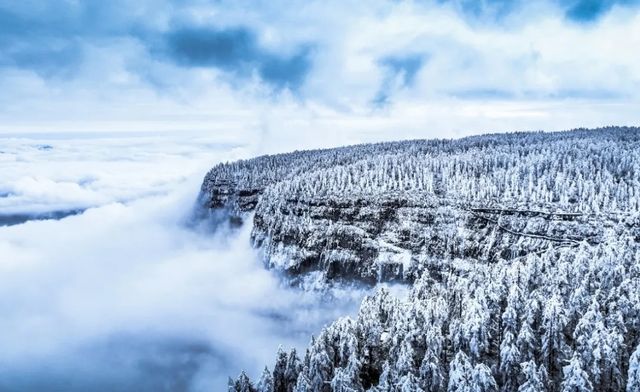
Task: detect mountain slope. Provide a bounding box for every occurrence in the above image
[200,127,640,391]
[200,127,640,286]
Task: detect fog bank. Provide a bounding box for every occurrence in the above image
[0,134,367,391]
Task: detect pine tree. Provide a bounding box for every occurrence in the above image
[448,351,473,392]
[542,295,569,384]
[285,349,303,392]
[397,339,417,376]
[331,366,362,392]
[232,371,256,392]
[628,343,640,392]
[499,331,521,391]
[561,354,593,392]
[472,363,498,392]
[419,347,443,392]
[517,314,537,363]
[257,367,274,392]
[398,373,425,392]
[307,343,333,392]
[372,361,393,391]
[274,346,289,392]
[293,373,312,392]
[229,377,237,392]
[518,361,546,392]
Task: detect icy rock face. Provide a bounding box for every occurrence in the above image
[199,127,640,285]
[251,195,621,285]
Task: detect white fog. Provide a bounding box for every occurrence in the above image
[0,134,372,390]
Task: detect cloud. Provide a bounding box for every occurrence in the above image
[440,0,640,23]
[162,26,313,91]
[0,0,639,139]
[0,134,368,390]
[374,53,427,106]
[0,134,241,216]
[564,0,640,22]
[0,8,83,78]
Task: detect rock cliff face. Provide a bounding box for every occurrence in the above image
[250,194,629,286]
[199,127,640,286]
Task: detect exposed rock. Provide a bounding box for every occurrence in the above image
[198,127,640,285]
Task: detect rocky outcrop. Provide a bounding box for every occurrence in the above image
[198,127,640,286]
[250,194,622,285]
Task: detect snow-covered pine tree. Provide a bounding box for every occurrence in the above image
[561,354,593,392]
[293,373,312,392]
[472,363,498,392]
[518,361,546,392]
[231,371,256,392]
[628,344,640,392]
[256,367,274,392]
[273,346,289,392]
[285,349,303,392]
[448,351,473,392]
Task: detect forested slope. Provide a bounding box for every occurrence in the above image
[199,127,640,391]
[201,127,640,285]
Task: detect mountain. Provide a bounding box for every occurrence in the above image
[199,127,640,391]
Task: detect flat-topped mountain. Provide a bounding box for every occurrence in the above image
[200,127,640,286]
[201,127,640,391]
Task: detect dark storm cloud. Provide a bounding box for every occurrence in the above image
[0,1,170,78]
[1,0,638,94]
[163,27,313,91]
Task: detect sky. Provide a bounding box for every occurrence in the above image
[1,0,639,151]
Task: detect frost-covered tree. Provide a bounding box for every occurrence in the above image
[219,128,640,392]
[499,331,520,391]
[472,363,498,392]
[231,371,256,392]
[307,343,333,392]
[628,344,640,392]
[541,295,569,383]
[256,367,274,392]
[448,351,473,392]
[293,373,312,392]
[285,349,303,392]
[518,361,546,392]
[561,355,593,392]
[273,347,289,392]
[419,346,444,392]
[398,373,425,392]
[330,357,362,392]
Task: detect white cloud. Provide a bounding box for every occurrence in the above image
[0,134,246,215]
[0,135,369,390]
[1,1,638,145]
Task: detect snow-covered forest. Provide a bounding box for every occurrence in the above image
[203,127,640,214]
[200,127,640,391]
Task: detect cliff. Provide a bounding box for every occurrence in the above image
[199,127,640,286]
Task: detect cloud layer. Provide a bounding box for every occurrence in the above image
[0,134,370,390]
[0,0,638,144]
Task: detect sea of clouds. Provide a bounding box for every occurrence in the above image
[0,133,369,391]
